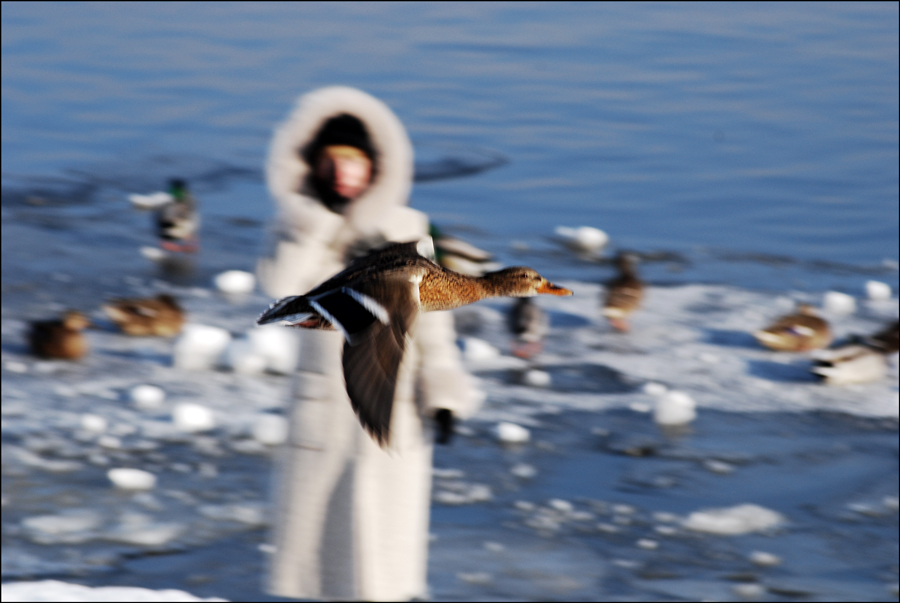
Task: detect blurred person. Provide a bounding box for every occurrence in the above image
[257,86,480,601]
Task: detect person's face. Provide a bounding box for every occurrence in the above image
[316,145,372,200]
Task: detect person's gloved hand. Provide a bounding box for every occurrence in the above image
[434,408,454,445]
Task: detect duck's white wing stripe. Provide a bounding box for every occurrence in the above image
[342,287,390,325]
[309,299,351,341]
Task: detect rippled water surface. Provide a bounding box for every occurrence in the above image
[3,2,898,291]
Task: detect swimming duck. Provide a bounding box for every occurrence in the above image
[754,304,832,352]
[103,294,184,336]
[28,311,90,360]
[554,225,609,255]
[257,238,572,445]
[810,320,898,384]
[429,224,500,276]
[156,179,199,253]
[508,297,549,359]
[602,252,644,332]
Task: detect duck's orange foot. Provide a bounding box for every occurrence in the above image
[608,317,630,332]
[511,340,543,359]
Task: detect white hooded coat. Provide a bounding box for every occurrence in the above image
[258,87,480,601]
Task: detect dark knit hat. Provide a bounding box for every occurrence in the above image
[303,113,376,165]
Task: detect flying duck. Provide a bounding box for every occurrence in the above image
[257,238,572,445]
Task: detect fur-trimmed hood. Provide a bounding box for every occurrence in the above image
[266,86,414,243]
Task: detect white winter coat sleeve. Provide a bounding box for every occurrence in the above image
[413,310,483,420]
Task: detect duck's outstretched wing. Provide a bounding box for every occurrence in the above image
[340,274,420,446]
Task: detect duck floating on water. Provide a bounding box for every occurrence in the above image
[156,179,199,253]
[602,252,644,332]
[28,311,91,360]
[508,297,549,359]
[811,320,898,385]
[754,304,832,352]
[103,294,185,337]
[258,238,572,445]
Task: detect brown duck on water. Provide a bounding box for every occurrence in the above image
[258,238,572,445]
[754,304,832,352]
[28,311,91,360]
[103,294,185,337]
[602,252,644,332]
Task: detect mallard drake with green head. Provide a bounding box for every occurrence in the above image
[811,320,898,384]
[157,179,199,253]
[103,294,184,336]
[258,238,572,445]
[754,304,832,352]
[28,310,91,360]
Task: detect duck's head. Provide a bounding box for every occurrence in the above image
[62,311,91,331]
[484,267,573,297]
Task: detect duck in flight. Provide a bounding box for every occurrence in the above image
[258,238,572,445]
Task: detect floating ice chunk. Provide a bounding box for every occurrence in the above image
[654,525,678,536]
[98,435,122,449]
[5,360,27,373]
[823,291,855,315]
[733,583,766,600]
[510,463,537,479]
[643,382,667,396]
[703,459,735,474]
[253,414,289,446]
[749,550,782,566]
[432,467,465,479]
[172,402,215,432]
[105,512,183,546]
[173,324,231,370]
[214,270,255,294]
[636,538,658,550]
[554,225,609,253]
[865,280,892,300]
[0,580,228,602]
[883,496,899,511]
[629,401,652,413]
[483,541,505,553]
[457,572,492,585]
[433,483,492,505]
[548,499,573,513]
[654,391,696,425]
[458,337,499,362]
[224,338,267,375]
[107,468,157,490]
[522,369,551,387]
[140,246,167,261]
[495,421,530,444]
[22,511,101,544]
[248,324,300,374]
[80,414,107,433]
[129,191,173,209]
[199,503,267,526]
[682,503,784,535]
[130,384,165,409]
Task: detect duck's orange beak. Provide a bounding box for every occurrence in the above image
[537,280,573,296]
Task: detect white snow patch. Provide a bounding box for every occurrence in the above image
[0,580,227,602]
[80,414,107,433]
[172,403,215,433]
[682,503,784,535]
[554,225,609,253]
[823,291,856,315]
[247,324,299,374]
[224,338,267,375]
[459,337,500,362]
[107,468,157,490]
[643,382,667,396]
[213,270,255,294]
[130,384,166,409]
[654,391,696,425]
[172,324,231,371]
[865,280,892,300]
[749,550,782,566]
[495,421,530,444]
[522,369,551,387]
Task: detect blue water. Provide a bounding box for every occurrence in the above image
[2,2,898,291]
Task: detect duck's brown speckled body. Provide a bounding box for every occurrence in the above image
[754,304,832,352]
[602,253,644,332]
[103,294,184,336]
[28,311,90,360]
[258,238,571,445]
